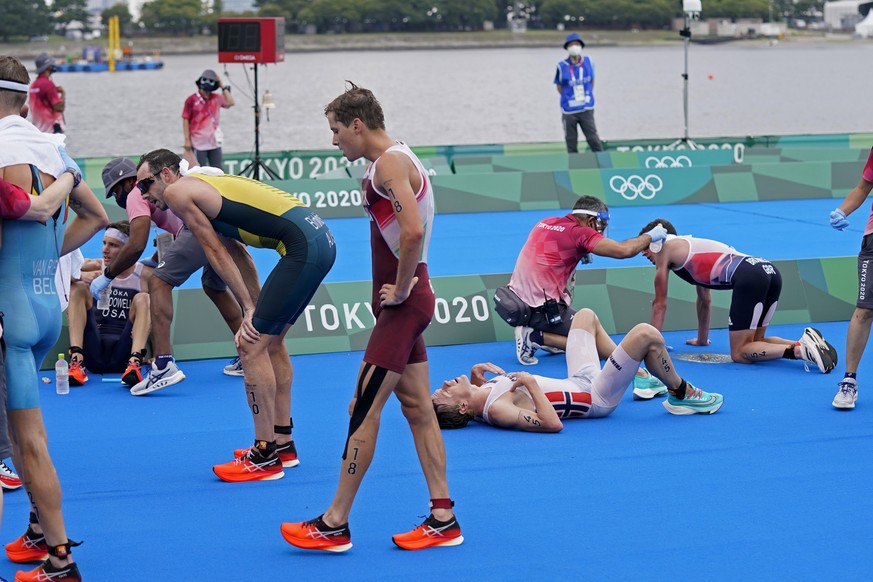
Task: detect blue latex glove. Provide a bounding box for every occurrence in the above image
[90,274,111,301]
[645,223,667,243]
[829,209,849,231]
[58,145,82,187]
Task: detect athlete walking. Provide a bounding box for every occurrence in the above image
[281,82,462,552]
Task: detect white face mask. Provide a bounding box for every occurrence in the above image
[567,45,583,57]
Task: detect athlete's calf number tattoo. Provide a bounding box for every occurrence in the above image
[249,390,259,415]
[347,447,359,475]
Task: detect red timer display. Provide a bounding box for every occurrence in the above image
[218,17,285,64]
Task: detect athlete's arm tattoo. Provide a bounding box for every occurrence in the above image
[522,414,541,427]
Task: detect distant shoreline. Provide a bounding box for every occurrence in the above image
[0,29,860,61]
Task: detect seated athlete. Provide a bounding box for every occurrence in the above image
[65,221,152,386]
[639,219,837,372]
[137,149,336,482]
[432,307,724,432]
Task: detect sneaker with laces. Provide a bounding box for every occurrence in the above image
[662,384,724,415]
[121,360,142,387]
[798,327,838,374]
[392,514,464,550]
[280,515,352,552]
[68,361,88,386]
[213,447,284,482]
[223,356,244,377]
[5,527,48,563]
[514,326,539,366]
[632,369,669,400]
[832,377,858,410]
[15,558,81,582]
[0,459,22,491]
[234,440,299,468]
[130,360,186,396]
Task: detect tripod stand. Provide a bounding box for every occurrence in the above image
[668,12,700,150]
[239,63,278,181]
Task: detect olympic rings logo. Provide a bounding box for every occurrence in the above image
[609,175,663,200]
[644,155,692,169]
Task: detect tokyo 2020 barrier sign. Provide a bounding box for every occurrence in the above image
[43,256,857,367]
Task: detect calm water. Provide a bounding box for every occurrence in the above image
[51,41,873,158]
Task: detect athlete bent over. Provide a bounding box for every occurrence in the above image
[281,83,462,552]
[137,149,336,481]
[640,219,837,373]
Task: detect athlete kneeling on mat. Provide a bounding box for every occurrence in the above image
[640,219,837,373]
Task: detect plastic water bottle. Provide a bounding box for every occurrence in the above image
[55,354,69,395]
[97,287,110,310]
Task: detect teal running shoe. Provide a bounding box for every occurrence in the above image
[662,384,723,415]
[632,369,668,400]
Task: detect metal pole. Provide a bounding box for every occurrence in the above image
[683,14,690,143]
[253,64,261,181]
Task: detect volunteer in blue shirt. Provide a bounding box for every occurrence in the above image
[554,32,603,153]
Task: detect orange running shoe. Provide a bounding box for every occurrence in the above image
[392,514,464,550]
[15,558,81,582]
[234,440,299,468]
[68,360,88,386]
[121,360,143,386]
[280,515,352,552]
[5,527,48,563]
[213,448,284,482]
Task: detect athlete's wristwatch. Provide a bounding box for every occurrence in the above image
[103,266,114,280]
[64,167,82,189]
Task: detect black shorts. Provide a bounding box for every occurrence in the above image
[728,258,782,332]
[856,233,873,309]
[83,308,134,374]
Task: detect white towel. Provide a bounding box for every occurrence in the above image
[55,249,84,312]
[179,158,225,177]
[0,115,66,178]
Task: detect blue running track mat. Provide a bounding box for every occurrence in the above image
[8,196,869,580]
[1,321,870,580]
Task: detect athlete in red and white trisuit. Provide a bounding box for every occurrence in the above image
[281,83,461,553]
[432,307,725,431]
[828,146,873,408]
[640,218,837,372]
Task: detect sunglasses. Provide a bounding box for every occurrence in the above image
[136,170,161,194]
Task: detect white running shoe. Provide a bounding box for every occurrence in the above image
[0,459,22,491]
[223,356,244,377]
[514,326,539,365]
[130,360,186,396]
[798,327,837,374]
[832,377,857,410]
